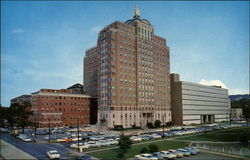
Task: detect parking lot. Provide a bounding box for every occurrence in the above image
[2,122,247,159]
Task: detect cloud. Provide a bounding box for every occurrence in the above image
[11,28,24,34]
[199,79,228,89]
[229,88,249,95]
[199,79,249,95]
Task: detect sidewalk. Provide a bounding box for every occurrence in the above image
[0,139,37,160]
[200,149,250,160]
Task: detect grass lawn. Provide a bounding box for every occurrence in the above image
[87,140,189,160]
[176,127,250,142]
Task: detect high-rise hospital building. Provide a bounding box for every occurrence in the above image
[84,7,171,128]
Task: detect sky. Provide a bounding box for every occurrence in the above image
[1,1,249,107]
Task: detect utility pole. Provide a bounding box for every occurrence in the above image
[34,116,37,138]
[77,117,80,152]
[48,116,51,142]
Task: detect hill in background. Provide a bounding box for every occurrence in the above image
[229,94,250,102]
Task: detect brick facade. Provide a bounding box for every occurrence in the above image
[84,7,171,128]
[31,89,94,128]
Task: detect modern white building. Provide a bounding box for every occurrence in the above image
[171,73,230,125]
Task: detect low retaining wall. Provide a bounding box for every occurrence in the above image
[194,142,250,157]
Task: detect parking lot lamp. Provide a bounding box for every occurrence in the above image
[48,116,51,142]
[77,117,80,152]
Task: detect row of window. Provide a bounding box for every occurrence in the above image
[41,108,90,112]
[40,96,89,100]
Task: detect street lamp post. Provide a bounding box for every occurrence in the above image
[48,116,51,142]
[77,117,80,152]
[34,116,37,138]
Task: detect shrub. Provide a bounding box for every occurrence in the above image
[154,120,161,128]
[114,125,124,130]
[166,121,174,127]
[148,144,159,153]
[132,125,142,129]
[140,147,149,153]
[147,122,154,128]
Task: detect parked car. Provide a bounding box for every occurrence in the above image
[151,152,165,160]
[70,143,89,149]
[168,149,184,158]
[151,134,161,139]
[44,135,58,140]
[87,141,101,147]
[76,155,92,160]
[36,130,48,135]
[135,153,158,160]
[57,138,67,143]
[184,147,198,155]
[139,135,151,140]
[177,149,191,156]
[72,137,83,141]
[130,136,142,142]
[107,139,118,145]
[99,140,111,146]
[47,150,60,159]
[159,151,177,159]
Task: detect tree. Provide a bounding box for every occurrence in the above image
[147,122,154,128]
[8,102,33,133]
[231,99,250,126]
[242,105,250,127]
[118,134,133,153]
[148,144,159,153]
[166,121,174,127]
[154,120,161,128]
[0,105,9,127]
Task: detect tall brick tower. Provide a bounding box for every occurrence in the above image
[84,7,171,128]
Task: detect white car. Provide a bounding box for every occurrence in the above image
[135,153,158,160]
[87,141,101,147]
[130,136,142,142]
[99,140,111,146]
[159,151,177,159]
[70,143,89,149]
[23,136,32,142]
[47,150,60,159]
[151,134,162,139]
[18,134,32,142]
[107,139,118,145]
[72,137,82,141]
[168,149,184,158]
[17,134,26,140]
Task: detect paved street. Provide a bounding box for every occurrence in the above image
[1,133,73,159]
